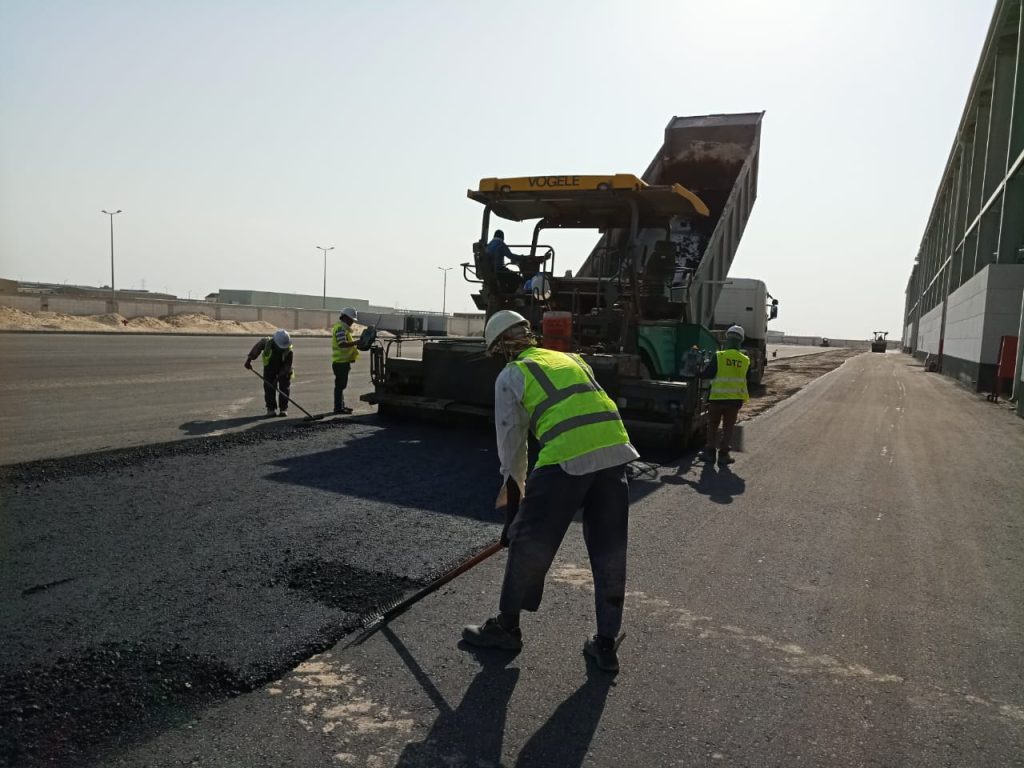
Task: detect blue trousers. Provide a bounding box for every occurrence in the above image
[499,463,629,638]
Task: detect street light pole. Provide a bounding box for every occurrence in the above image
[438,266,452,317]
[317,246,334,309]
[102,209,122,304]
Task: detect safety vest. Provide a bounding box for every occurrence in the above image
[332,322,358,363]
[261,338,293,369]
[709,348,750,402]
[511,346,630,469]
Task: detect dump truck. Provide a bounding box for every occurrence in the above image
[871,331,889,353]
[712,277,778,385]
[363,112,764,446]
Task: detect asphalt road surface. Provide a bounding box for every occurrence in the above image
[1,332,832,466]
[2,349,1022,766]
[0,333,424,465]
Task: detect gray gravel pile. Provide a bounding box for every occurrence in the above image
[0,418,502,766]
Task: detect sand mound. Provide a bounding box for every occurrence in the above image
[0,305,332,335]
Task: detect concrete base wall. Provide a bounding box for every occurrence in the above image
[446,314,485,336]
[943,268,989,362]
[940,354,999,392]
[216,305,256,322]
[906,266,1024,396]
[258,308,295,329]
[978,265,1024,364]
[917,304,943,355]
[296,309,336,331]
[3,295,46,313]
[45,297,118,315]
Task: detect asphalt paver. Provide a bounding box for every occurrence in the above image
[100,354,1024,767]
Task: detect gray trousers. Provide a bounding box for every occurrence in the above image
[499,463,629,638]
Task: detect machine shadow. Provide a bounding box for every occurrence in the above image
[264,421,502,520]
[265,418,684,518]
[178,414,277,436]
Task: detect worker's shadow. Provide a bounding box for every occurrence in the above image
[178,414,275,436]
[393,637,520,768]
[390,627,613,768]
[664,457,746,504]
[515,668,614,767]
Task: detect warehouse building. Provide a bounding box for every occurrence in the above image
[903,0,1023,417]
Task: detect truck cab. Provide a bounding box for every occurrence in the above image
[712,277,779,385]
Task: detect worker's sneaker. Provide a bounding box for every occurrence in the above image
[462,617,522,651]
[266,408,277,417]
[583,634,620,673]
[333,406,353,415]
[278,410,288,417]
[697,448,716,463]
[718,450,736,466]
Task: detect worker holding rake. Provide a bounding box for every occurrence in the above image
[244,329,294,417]
[462,310,638,673]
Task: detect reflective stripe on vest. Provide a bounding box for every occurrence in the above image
[332,322,358,363]
[512,346,630,468]
[709,348,750,402]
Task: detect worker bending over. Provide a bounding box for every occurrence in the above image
[463,310,638,673]
[331,308,359,414]
[244,329,294,417]
[699,324,749,466]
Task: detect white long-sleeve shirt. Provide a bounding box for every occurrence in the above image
[495,363,639,495]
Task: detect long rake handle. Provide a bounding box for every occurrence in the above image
[249,367,316,420]
[381,541,503,623]
[352,484,521,645]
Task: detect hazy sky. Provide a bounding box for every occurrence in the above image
[0,0,994,337]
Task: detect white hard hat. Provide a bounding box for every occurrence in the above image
[484,310,529,350]
[340,307,358,321]
[272,329,291,349]
[528,274,552,301]
[726,324,745,341]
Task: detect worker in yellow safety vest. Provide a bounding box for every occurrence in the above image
[331,308,359,414]
[699,324,750,467]
[462,310,638,673]
[244,329,294,417]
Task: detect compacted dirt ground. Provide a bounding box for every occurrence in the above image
[741,348,862,421]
